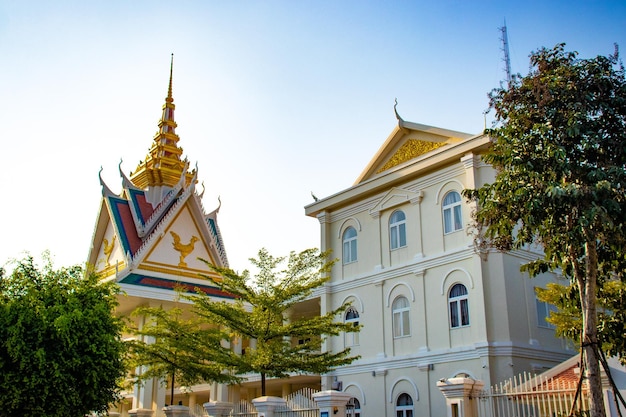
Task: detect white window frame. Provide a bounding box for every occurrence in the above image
[395,393,414,417]
[390,210,407,250]
[392,296,411,338]
[347,397,361,417]
[449,283,470,328]
[342,227,357,264]
[345,307,360,346]
[443,191,463,234]
[536,296,557,329]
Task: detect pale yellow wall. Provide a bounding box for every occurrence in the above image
[316,148,573,417]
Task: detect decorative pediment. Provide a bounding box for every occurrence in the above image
[376,140,447,174]
[93,216,127,278]
[355,121,472,185]
[139,204,220,279]
[369,187,423,218]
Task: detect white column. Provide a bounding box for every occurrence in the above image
[251,396,287,417]
[312,390,352,417]
[437,377,484,417]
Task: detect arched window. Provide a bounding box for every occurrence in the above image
[390,210,407,250]
[347,397,361,417]
[343,227,357,264]
[443,191,463,234]
[396,393,414,417]
[449,283,470,328]
[392,296,410,338]
[345,307,360,346]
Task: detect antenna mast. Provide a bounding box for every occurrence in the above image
[500,21,512,86]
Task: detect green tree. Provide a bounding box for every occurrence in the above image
[130,248,360,397]
[464,44,626,417]
[0,255,127,417]
[537,280,626,363]
[128,302,242,404]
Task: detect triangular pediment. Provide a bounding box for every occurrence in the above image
[89,202,128,279]
[369,187,423,217]
[138,203,220,280]
[89,172,229,285]
[355,121,472,185]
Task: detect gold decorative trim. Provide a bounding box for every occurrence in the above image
[103,235,116,266]
[377,140,447,174]
[139,263,222,281]
[97,260,126,279]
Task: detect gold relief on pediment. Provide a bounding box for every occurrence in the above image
[377,140,447,174]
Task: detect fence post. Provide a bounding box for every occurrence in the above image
[163,404,192,417]
[312,390,352,417]
[128,409,155,417]
[437,377,484,417]
[203,400,234,417]
[252,396,287,417]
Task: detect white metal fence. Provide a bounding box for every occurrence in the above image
[477,372,589,417]
[230,388,320,417]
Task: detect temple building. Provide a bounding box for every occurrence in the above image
[88,58,237,415]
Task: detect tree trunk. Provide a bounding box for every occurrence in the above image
[261,372,266,396]
[581,240,606,417]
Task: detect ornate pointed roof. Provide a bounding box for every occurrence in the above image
[88,57,230,298]
[130,54,195,189]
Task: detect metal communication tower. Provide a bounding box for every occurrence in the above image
[500,22,512,86]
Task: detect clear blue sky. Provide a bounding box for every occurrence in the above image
[1,1,624,272]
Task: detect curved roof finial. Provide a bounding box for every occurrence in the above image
[99,166,116,197]
[166,53,174,103]
[394,98,404,123]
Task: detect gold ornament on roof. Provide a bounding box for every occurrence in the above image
[170,231,199,268]
[103,235,116,266]
[130,54,195,189]
[377,139,447,174]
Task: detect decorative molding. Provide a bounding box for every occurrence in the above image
[388,377,419,403]
[440,267,475,294]
[369,187,423,218]
[377,140,447,174]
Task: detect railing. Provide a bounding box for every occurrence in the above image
[477,371,589,417]
[276,388,319,417]
[232,400,258,417]
[231,388,320,417]
[192,403,208,417]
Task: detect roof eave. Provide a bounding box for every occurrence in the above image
[305,133,490,218]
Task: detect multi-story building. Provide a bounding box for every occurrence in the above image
[304,109,573,417]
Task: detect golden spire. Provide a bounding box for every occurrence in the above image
[167,53,174,104]
[130,54,194,190]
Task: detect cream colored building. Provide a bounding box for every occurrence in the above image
[304,110,574,417]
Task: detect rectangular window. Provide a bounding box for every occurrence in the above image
[460,299,470,326]
[444,209,453,233]
[536,297,557,329]
[391,227,399,249]
[399,223,406,246]
[450,300,459,328]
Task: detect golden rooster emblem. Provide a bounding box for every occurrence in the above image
[170,231,199,267]
[103,235,116,266]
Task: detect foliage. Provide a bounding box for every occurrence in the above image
[537,280,626,363]
[464,43,626,417]
[127,301,242,393]
[129,248,360,396]
[195,248,360,394]
[0,255,127,417]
